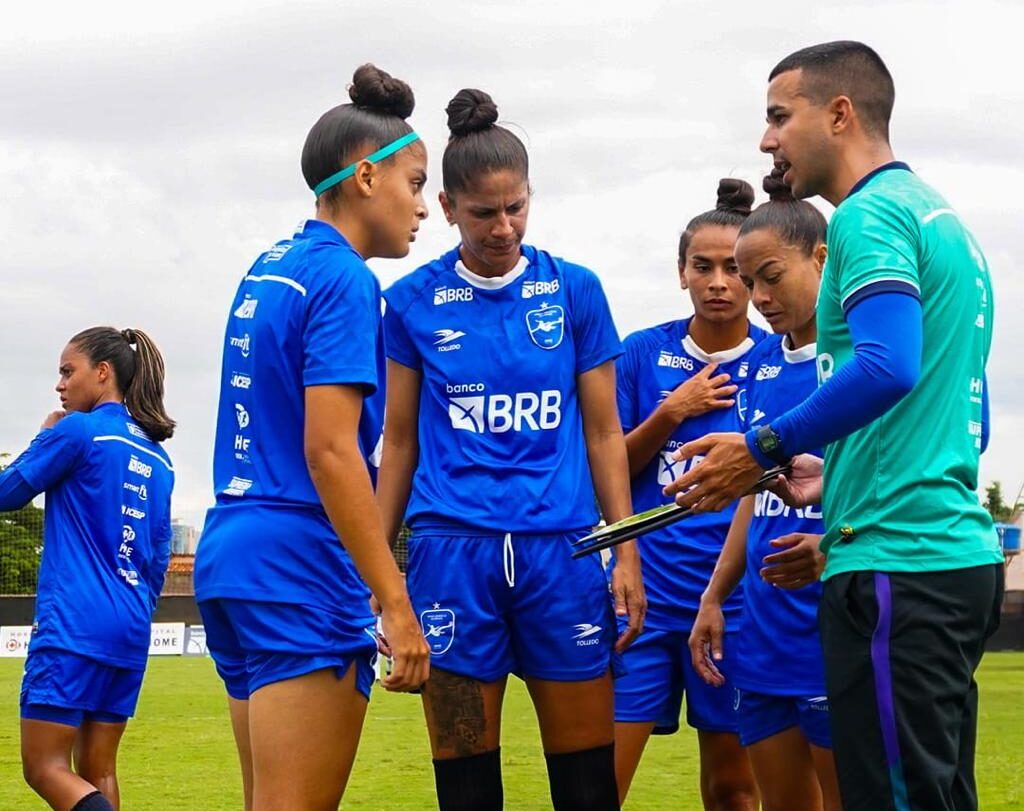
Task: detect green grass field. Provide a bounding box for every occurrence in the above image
[0,654,1021,809]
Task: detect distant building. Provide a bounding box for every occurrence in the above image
[170,519,198,555]
[162,554,195,595]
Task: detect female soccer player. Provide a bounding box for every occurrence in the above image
[688,174,841,811]
[377,88,644,811]
[612,180,765,809]
[0,327,174,811]
[194,64,430,811]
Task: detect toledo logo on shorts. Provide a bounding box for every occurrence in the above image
[420,603,455,655]
[571,624,602,647]
[526,303,564,349]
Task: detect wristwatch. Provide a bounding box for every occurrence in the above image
[754,425,790,465]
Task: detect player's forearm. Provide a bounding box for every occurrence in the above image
[702,495,754,605]
[376,435,418,549]
[0,467,36,511]
[307,443,408,608]
[624,407,679,478]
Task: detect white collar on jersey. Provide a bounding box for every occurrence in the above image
[782,335,817,364]
[454,254,530,290]
[681,333,755,364]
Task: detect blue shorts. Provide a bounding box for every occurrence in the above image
[736,689,832,748]
[20,649,144,726]
[199,599,377,701]
[406,532,618,683]
[615,628,739,735]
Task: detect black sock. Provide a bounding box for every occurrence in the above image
[433,748,503,811]
[545,744,619,811]
[71,791,116,811]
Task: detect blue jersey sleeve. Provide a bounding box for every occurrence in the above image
[0,468,36,510]
[746,290,921,464]
[568,266,622,374]
[144,507,172,612]
[303,260,382,391]
[615,337,641,433]
[382,288,423,371]
[5,416,90,495]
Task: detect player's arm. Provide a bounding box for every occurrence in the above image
[305,384,428,691]
[0,413,85,510]
[688,494,754,686]
[623,362,737,477]
[144,507,173,613]
[376,359,422,548]
[668,290,922,511]
[578,359,646,652]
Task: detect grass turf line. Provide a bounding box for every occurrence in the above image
[0,654,1021,809]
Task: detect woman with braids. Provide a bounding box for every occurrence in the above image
[377,88,644,811]
[689,173,841,811]
[193,63,429,811]
[0,327,174,811]
[611,181,765,809]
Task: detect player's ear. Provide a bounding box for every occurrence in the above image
[352,160,377,198]
[830,95,854,135]
[814,242,827,273]
[678,260,688,290]
[439,191,456,225]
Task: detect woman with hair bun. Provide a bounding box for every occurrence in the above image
[612,180,765,808]
[689,173,840,811]
[0,327,174,811]
[377,87,645,811]
[194,63,430,811]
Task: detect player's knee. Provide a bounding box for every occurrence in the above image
[433,748,503,811]
[22,754,66,794]
[704,777,758,811]
[545,744,619,811]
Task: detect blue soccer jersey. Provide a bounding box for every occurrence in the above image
[1,403,173,669]
[196,219,384,607]
[383,245,622,533]
[733,336,826,696]
[615,319,767,629]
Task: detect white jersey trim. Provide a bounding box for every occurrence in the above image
[244,273,308,296]
[781,337,817,364]
[93,435,174,471]
[921,208,957,225]
[454,255,530,290]
[681,334,755,364]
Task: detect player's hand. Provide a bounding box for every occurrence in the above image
[760,533,825,590]
[41,410,66,429]
[611,544,646,653]
[663,432,763,512]
[689,599,726,687]
[378,599,430,692]
[766,454,823,507]
[657,362,738,423]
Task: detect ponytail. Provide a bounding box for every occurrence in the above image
[70,326,176,442]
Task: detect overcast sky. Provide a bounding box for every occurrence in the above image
[2,0,1022,528]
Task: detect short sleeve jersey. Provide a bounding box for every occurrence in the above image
[383,245,622,534]
[817,165,1001,577]
[197,219,385,603]
[614,319,767,629]
[8,404,174,669]
[733,336,826,696]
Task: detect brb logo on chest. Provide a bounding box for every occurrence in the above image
[446,383,562,434]
[522,279,560,298]
[434,286,474,306]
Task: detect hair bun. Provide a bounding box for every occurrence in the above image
[716,178,754,215]
[762,168,797,202]
[348,63,415,120]
[446,88,499,137]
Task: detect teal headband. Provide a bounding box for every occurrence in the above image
[312,131,421,197]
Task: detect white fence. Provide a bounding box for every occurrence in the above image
[0,623,209,658]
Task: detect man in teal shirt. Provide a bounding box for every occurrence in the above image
[667,42,1003,811]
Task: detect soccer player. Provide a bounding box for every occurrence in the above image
[666,42,1003,811]
[377,87,644,811]
[0,327,174,811]
[194,64,430,811]
[688,174,841,811]
[611,180,765,809]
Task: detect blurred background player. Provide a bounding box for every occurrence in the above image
[611,181,765,809]
[377,87,644,811]
[0,327,175,811]
[193,64,430,811]
[666,41,1003,811]
[689,173,841,811]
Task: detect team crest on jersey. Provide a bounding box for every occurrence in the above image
[420,604,455,655]
[526,304,564,349]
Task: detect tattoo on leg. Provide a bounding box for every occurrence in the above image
[427,670,488,757]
